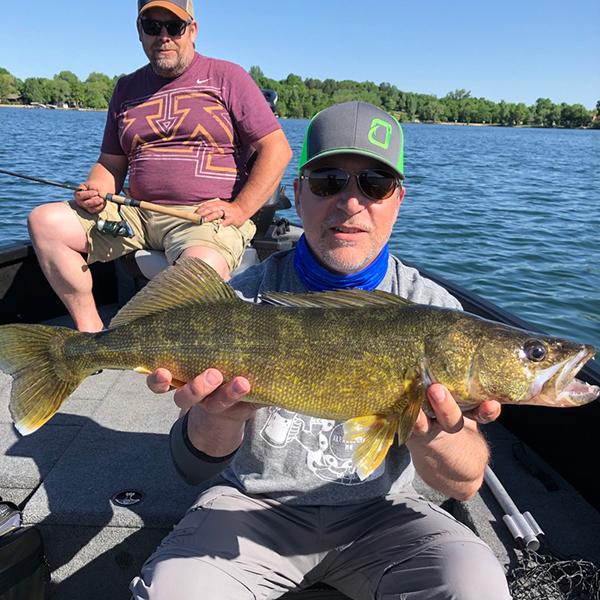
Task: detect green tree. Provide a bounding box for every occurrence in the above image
[496,100,510,126]
[0,67,19,100]
[304,78,323,90]
[85,72,114,104]
[477,98,496,124]
[419,98,444,122]
[398,92,418,120]
[285,73,303,87]
[249,65,267,88]
[508,102,530,126]
[54,70,85,106]
[379,82,400,113]
[444,89,471,101]
[21,77,50,104]
[47,79,71,105]
[531,98,554,127]
[560,103,592,128]
[442,98,459,122]
[84,81,109,109]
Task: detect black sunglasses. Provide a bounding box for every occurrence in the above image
[301,167,401,201]
[139,18,192,37]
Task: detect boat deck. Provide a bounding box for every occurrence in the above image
[1,311,599,599]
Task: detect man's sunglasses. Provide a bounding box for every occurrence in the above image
[301,167,402,201]
[139,18,192,37]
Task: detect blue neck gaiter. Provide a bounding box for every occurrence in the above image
[293,234,389,292]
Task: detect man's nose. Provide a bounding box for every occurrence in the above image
[335,178,367,214]
[158,25,174,38]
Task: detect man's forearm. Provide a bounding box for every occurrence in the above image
[231,130,292,220]
[87,154,128,194]
[406,421,489,501]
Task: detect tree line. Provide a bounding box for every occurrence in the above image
[249,67,599,129]
[0,68,122,110]
[1,65,598,128]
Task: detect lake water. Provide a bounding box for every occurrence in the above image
[0,107,599,348]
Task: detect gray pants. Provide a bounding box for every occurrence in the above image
[130,485,510,600]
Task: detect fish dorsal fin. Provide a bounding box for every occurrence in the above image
[260,289,413,309]
[109,257,239,328]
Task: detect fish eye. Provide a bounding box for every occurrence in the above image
[524,339,547,362]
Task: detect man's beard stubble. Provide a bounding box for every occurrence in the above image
[149,48,191,78]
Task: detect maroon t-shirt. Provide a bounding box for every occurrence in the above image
[101,53,280,205]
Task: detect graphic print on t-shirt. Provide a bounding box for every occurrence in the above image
[118,86,240,183]
[260,407,384,485]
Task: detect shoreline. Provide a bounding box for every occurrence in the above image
[1,104,596,129]
[0,104,106,112]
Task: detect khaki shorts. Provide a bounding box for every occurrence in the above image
[70,201,256,271]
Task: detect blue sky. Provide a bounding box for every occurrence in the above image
[3,0,599,108]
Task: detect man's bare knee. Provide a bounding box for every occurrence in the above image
[179,246,231,280]
[29,202,66,234]
[29,203,88,253]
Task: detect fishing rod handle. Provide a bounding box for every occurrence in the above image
[104,193,203,224]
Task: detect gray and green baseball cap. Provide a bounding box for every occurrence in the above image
[298,101,404,179]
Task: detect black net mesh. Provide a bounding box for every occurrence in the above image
[508,548,600,600]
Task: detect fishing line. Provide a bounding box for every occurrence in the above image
[0,168,204,232]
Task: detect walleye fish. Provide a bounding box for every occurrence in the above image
[0,258,597,480]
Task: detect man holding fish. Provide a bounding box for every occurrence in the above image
[132,101,513,599]
[26,0,291,333]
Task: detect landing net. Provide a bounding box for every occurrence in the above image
[508,548,600,600]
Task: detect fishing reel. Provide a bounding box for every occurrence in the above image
[96,206,134,238]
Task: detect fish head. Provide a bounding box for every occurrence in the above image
[469,325,599,407]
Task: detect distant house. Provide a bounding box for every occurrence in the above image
[2,93,22,104]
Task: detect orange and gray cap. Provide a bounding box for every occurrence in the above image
[137,0,194,21]
[298,101,404,179]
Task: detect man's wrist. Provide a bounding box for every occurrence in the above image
[181,412,239,462]
[186,407,245,457]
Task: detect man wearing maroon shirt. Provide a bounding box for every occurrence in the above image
[28,0,291,332]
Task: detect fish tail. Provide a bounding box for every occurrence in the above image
[344,415,399,480]
[0,324,84,435]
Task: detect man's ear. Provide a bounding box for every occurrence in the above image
[190,21,198,45]
[293,178,302,218]
[398,186,406,204]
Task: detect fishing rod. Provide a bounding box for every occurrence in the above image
[0,168,203,225]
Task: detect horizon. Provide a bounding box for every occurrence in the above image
[3,0,599,110]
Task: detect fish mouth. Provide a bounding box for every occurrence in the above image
[528,346,599,407]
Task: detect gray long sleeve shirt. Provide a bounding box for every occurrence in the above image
[170,250,461,505]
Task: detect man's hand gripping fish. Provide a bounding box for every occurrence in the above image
[0,259,597,479]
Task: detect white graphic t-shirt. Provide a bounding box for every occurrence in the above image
[212,250,462,506]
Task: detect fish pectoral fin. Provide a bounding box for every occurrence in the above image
[344,415,399,481]
[396,397,423,445]
[392,362,431,444]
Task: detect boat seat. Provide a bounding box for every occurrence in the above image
[116,184,297,302]
[127,244,260,282]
